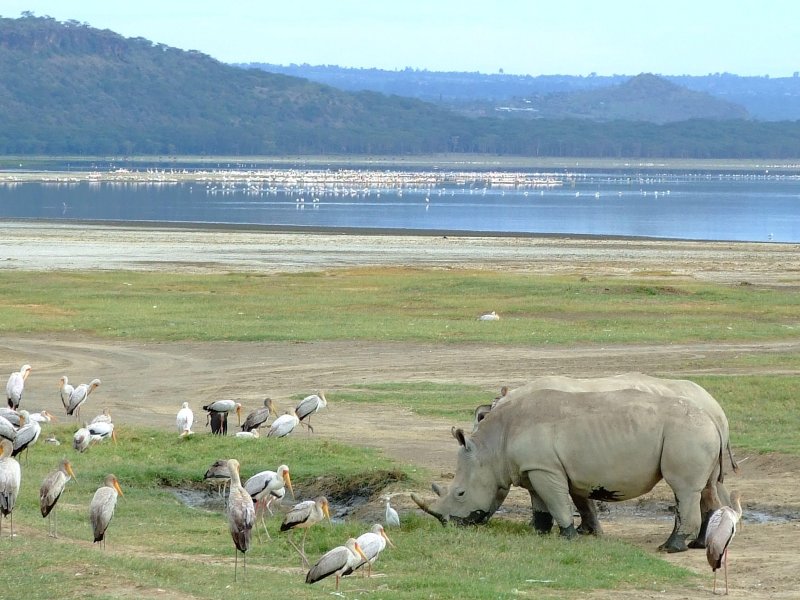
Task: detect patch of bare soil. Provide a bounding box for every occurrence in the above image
[2,222,799,598]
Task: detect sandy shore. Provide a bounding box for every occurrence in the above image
[2,220,800,286]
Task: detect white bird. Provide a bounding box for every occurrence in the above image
[73,426,91,453]
[6,364,31,409]
[0,438,21,537]
[281,496,331,567]
[40,458,77,538]
[295,391,327,433]
[58,376,74,412]
[477,311,500,321]
[241,398,277,433]
[267,408,300,438]
[235,429,260,439]
[244,465,294,536]
[29,410,58,424]
[0,415,16,443]
[89,473,123,548]
[90,408,112,424]
[384,496,400,527]
[305,537,369,591]
[203,459,231,499]
[88,420,116,445]
[202,400,242,435]
[12,410,41,460]
[226,458,255,582]
[706,491,743,595]
[0,407,21,427]
[66,379,101,420]
[176,402,194,436]
[350,523,395,576]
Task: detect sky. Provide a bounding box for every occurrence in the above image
[3,1,799,77]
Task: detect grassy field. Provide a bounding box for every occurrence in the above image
[2,267,797,598]
[4,427,692,600]
[1,269,797,344]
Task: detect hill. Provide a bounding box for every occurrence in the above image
[249,64,800,121]
[498,73,750,123]
[0,15,473,155]
[1,16,799,158]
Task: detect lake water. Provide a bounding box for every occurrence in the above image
[1,167,798,242]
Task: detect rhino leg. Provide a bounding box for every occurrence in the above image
[573,496,603,536]
[689,479,728,549]
[525,470,575,537]
[526,490,554,534]
[658,489,702,553]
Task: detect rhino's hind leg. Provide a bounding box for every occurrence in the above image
[658,489,702,553]
[573,496,603,536]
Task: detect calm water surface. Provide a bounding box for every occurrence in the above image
[1,167,798,242]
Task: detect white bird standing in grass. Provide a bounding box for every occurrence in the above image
[12,410,41,460]
[706,491,743,595]
[295,391,327,433]
[6,364,31,409]
[0,438,21,537]
[384,496,400,527]
[225,458,255,582]
[350,523,394,576]
[66,378,101,420]
[58,376,74,412]
[89,473,123,548]
[88,420,116,445]
[305,537,369,591]
[40,458,77,538]
[281,495,331,567]
[176,402,194,436]
[244,464,294,537]
[267,408,300,438]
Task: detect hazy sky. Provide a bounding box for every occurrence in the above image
[3,1,799,76]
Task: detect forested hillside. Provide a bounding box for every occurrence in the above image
[2,16,799,158]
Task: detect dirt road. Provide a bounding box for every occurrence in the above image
[2,221,798,598]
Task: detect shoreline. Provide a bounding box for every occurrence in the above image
[2,219,799,286]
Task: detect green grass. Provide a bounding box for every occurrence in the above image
[3,427,695,600]
[694,375,800,454]
[0,269,797,344]
[2,265,797,597]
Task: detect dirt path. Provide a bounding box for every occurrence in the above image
[2,221,799,598]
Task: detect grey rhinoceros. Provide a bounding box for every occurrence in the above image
[413,386,730,553]
[471,373,737,538]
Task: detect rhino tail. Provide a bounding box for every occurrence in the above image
[727,440,740,474]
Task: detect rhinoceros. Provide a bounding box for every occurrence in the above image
[471,373,737,534]
[413,387,729,552]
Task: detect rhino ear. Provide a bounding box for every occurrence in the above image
[432,482,448,497]
[452,427,474,452]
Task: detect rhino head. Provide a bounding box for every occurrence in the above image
[412,427,509,526]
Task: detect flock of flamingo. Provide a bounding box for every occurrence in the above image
[0,363,404,591]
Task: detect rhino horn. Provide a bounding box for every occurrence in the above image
[411,492,448,526]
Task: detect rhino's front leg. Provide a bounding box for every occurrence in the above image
[525,470,577,539]
[526,489,553,534]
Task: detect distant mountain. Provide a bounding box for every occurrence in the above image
[1,16,799,158]
[248,64,800,121]
[508,73,750,123]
